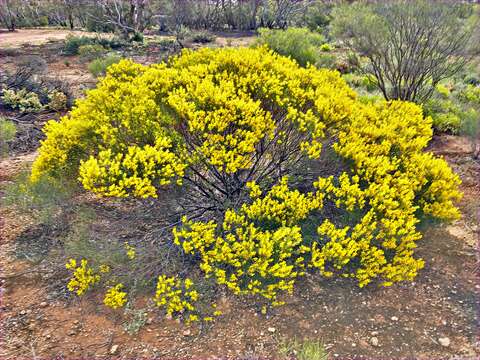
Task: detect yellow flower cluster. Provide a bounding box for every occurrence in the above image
[311,100,462,286]
[174,206,309,304]
[242,177,322,226]
[153,275,200,322]
[124,242,136,260]
[31,59,183,197]
[31,47,355,195]
[65,259,100,296]
[103,283,127,309]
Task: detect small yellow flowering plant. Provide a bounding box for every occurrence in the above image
[65,259,100,296]
[103,283,128,309]
[153,275,200,323]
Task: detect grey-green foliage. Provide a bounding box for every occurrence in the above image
[3,171,77,223]
[278,338,329,360]
[0,117,16,157]
[88,54,123,78]
[331,0,478,103]
[424,83,480,157]
[256,27,325,67]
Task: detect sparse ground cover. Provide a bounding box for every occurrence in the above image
[0,21,479,360]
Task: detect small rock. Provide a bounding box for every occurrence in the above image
[20,310,27,315]
[438,337,450,347]
[110,344,119,355]
[267,327,276,333]
[370,337,379,347]
[39,302,48,308]
[371,331,379,336]
[67,330,76,336]
[183,329,191,336]
[146,318,153,325]
[391,316,399,321]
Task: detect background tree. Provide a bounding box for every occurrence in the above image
[331,0,478,103]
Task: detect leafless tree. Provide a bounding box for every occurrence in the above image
[0,0,22,31]
[332,0,478,103]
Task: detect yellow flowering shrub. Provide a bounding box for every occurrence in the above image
[104,283,128,309]
[154,275,200,322]
[174,203,310,305]
[34,47,462,312]
[65,259,100,295]
[311,100,462,286]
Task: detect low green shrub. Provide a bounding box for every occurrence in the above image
[315,53,337,70]
[64,35,125,55]
[88,54,123,77]
[78,44,107,60]
[279,338,328,360]
[48,90,68,111]
[425,83,480,135]
[319,43,333,52]
[256,27,325,67]
[1,88,43,113]
[190,30,216,44]
[0,117,16,157]
[131,32,144,43]
[4,171,77,223]
[63,35,96,55]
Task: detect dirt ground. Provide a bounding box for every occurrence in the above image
[0,28,98,47]
[0,30,479,359]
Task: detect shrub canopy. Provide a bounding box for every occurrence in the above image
[32,47,461,307]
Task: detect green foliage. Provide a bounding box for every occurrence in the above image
[190,30,216,43]
[315,53,336,70]
[319,43,333,52]
[131,32,144,43]
[88,54,123,78]
[63,35,97,55]
[1,88,43,113]
[63,35,125,56]
[305,1,335,34]
[331,0,477,103]
[38,16,49,27]
[279,338,329,360]
[4,171,77,223]
[48,90,68,112]
[425,83,480,135]
[78,44,107,60]
[0,117,16,157]
[256,27,325,67]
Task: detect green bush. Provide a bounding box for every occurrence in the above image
[315,53,336,70]
[0,117,16,157]
[4,171,77,223]
[305,1,335,34]
[190,30,216,44]
[78,44,107,60]
[2,88,43,113]
[38,16,49,27]
[425,83,480,134]
[256,27,325,67]
[88,54,123,78]
[319,43,333,52]
[64,35,125,56]
[131,32,144,43]
[63,35,96,55]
